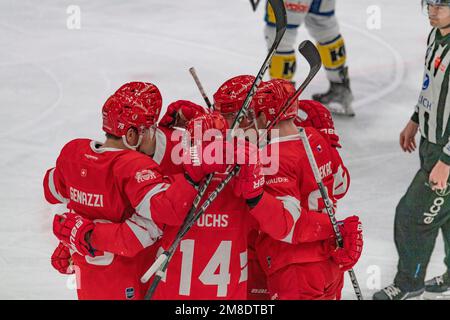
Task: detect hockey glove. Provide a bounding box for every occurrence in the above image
[53,213,95,257]
[159,100,206,128]
[232,140,264,202]
[183,140,230,183]
[296,100,341,148]
[51,242,74,274]
[330,215,363,271]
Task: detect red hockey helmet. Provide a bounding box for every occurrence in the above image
[295,100,341,148]
[102,82,162,137]
[213,75,256,114]
[253,79,298,123]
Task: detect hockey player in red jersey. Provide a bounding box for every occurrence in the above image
[152,112,264,299]
[295,99,350,202]
[235,79,363,300]
[212,75,271,300]
[44,82,222,300]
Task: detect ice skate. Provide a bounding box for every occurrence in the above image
[372,284,424,300]
[312,67,355,117]
[423,273,450,300]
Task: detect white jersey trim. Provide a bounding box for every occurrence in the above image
[239,251,248,283]
[152,128,167,165]
[48,168,68,203]
[90,140,123,153]
[333,165,349,199]
[270,133,301,145]
[277,195,301,244]
[125,214,162,248]
[135,182,170,222]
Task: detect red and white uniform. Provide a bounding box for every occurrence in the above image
[250,128,350,299]
[153,173,252,300]
[247,227,271,300]
[153,126,185,175]
[43,139,197,300]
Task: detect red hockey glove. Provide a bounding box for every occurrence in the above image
[330,216,363,271]
[182,112,230,183]
[183,141,230,183]
[232,140,264,201]
[51,242,74,274]
[296,100,341,148]
[159,100,206,128]
[53,213,95,257]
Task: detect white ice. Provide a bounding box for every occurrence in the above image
[0,0,446,299]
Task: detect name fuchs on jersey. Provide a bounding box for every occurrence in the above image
[69,187,104,208]
[196,214,229,228]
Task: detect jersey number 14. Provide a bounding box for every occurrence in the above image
[167,240,247,297]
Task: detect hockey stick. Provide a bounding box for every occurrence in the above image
[142,41,321,300]
[265,41,321,134]
[228,0,286,140]
[141,40,318,291]
[298,126,364,300]
[140,0,287,296]
[189,67,214,111]
[249,0,262,12]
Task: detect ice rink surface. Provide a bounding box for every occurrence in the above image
[0,0,446,299]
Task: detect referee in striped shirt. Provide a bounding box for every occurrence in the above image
[374,0,450,300]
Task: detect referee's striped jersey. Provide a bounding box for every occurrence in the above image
[413,28,450,160]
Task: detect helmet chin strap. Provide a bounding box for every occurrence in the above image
[122,134,143,150]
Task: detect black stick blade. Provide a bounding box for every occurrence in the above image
[298,40,322,74]
[268,0,287,41]
[249,0,261,12]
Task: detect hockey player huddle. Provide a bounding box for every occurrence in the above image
[44,76,363,300]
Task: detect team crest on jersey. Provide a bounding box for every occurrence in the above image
[125,287,135,299]
[81,169,87,177]
[135,169,157,183]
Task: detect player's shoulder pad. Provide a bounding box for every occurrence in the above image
[114,150,163,180]
[59,138,91,158]
[303,127,333,157]
[304,127,327,145]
